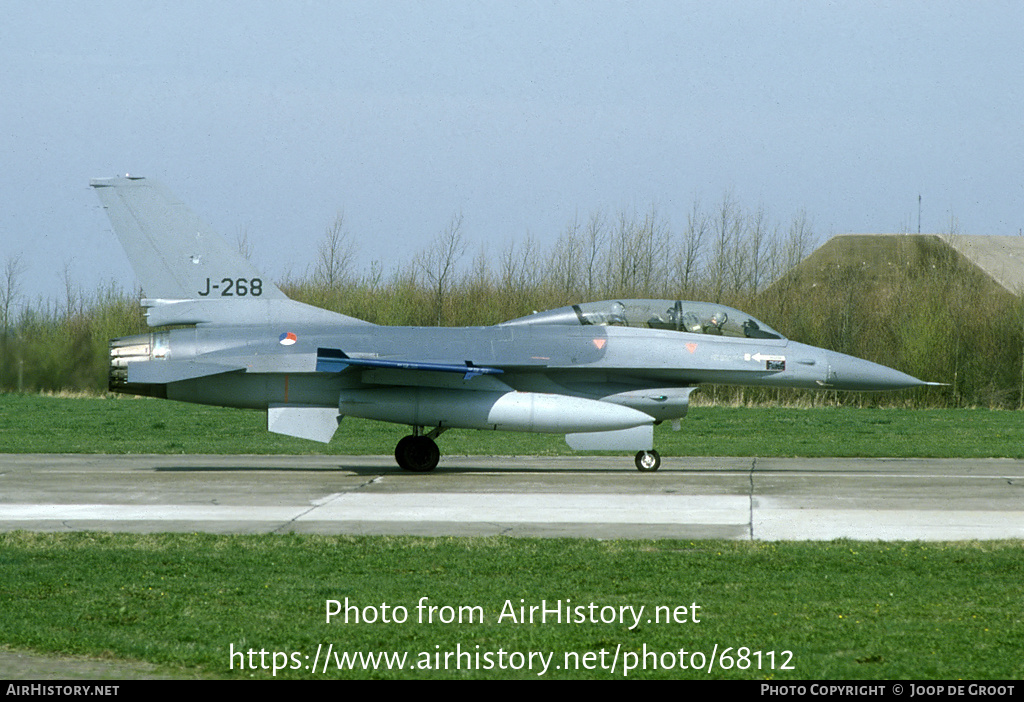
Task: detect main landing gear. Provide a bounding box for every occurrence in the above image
[395,427,445,472]
[395,428,662,472]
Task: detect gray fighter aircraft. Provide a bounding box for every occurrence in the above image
[93,176,930,471]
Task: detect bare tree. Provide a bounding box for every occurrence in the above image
[500,234,540,295]
[782,209,816,271]
[546,215,584,300]
[465,244,493,306]
[61,261,80,322]
[583,211,608,297]
[747,204,775,293]
[1,253,26,334]
[1,253,26,392]
[641,206,672,295]
[676,199,708,294]
[234,226,254,261]
[314,213,356,289]
[710,191,743,301]
[418,213,468,325]
[608,206,671,297]
[364,259,384,293]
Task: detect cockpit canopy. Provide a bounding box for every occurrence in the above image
[501,299,784,340]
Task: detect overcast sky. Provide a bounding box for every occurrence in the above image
[3,1,1022,303]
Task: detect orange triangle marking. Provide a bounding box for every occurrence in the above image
[593,339,607,350]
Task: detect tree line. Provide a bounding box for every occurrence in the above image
[1,195,1020,408]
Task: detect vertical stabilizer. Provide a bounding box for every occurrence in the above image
[90,176,288,302]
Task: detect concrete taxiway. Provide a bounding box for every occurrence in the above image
[1,454,1022,540]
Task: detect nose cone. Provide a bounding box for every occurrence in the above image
[825,351,926,391]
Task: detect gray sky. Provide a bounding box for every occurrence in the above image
[3,1,1022,303]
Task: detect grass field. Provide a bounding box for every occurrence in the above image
[2,393,1023,680]
[1,533,1021,680]
[2,392,1023,458]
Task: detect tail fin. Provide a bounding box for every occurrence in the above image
[91,176,288,302]
[92,176,369,328]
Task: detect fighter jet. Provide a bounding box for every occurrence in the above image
[93,176,930,472]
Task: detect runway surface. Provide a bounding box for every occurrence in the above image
[1,453,1023,540]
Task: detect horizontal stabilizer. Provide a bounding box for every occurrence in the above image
[267,404,340,443]
[127,360,245,384]
[565,425,654,451]
[142,298,369,328]
[316,347,503,380]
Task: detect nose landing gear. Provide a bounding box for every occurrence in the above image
[634,450,661,472]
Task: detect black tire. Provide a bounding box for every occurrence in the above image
[634,450,661,472]
[396,435,440,472]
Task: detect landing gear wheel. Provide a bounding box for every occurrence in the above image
[635,450,661,472]
[395,435,440,472]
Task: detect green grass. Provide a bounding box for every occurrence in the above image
[3,394,1023,679]
[1,533,1021,679]
[1,392,1024,457]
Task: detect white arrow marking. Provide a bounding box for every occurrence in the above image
[744,353,786,363]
